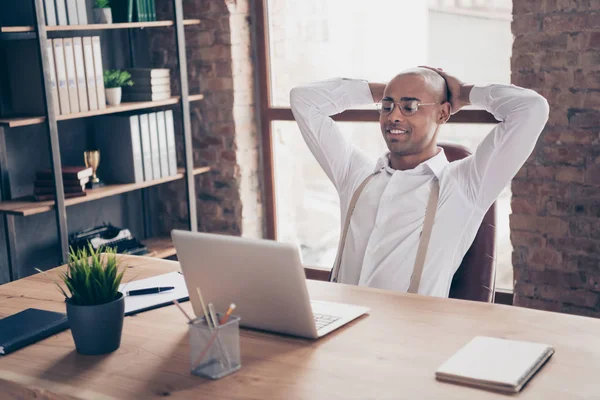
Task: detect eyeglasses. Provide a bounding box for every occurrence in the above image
[376,99,438,116]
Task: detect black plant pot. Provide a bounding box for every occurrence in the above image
[66,292,125,355]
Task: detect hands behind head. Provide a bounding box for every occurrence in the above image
[418,66,472,115]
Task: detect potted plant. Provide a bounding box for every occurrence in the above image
[93,0,112,24]
[57,245,126,355]
[103,69,133,106]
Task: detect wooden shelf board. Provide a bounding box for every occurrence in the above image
[0,116,47,128]
[1,94,204,128]
[1,20,201,33]
[0,166,210,217]
[188,94,204,102]
[56,97,180,121]
[0,26,34,33]
[145,237,176,259]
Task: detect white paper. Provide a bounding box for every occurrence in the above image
[119,271,189,316]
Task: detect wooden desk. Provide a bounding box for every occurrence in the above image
[1,255,599,399]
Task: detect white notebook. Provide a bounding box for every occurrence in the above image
[436,336,554,393]
[119,271,189,316]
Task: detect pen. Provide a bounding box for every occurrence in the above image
[127,286,175,296]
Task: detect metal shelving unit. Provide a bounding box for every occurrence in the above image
[0,0,202,280]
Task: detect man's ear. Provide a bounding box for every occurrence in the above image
[438,101,451,124]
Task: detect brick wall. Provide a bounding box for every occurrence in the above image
[149,0,263,238]
[511,1,600,317]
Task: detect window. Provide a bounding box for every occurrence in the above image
[257,0,514,290]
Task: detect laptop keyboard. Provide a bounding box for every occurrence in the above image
[313,313,340,330]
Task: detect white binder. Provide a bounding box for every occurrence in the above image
[91,36,106,109]
[43,0,57,26]
[65,0,78,24]
[45,40,60,115]
[148,112,161,180]
[82,37,98,111]
[62,38,80,114]
[139,114,153,181]
[52,39,71,115]
[156,111,169,178]
[72,37,89,112]
[54,0,68,25]
[165,110,177,176]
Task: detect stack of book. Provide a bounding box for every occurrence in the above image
[123,68,171,102]
[8,36,105,117]
[33,166,92,201]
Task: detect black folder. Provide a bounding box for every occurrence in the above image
[0,308,69,355]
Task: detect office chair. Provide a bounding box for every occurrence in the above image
[440,141,496,303]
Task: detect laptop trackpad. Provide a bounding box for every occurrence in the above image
[310,299,370,319]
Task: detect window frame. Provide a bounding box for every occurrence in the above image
[252,0,512,303]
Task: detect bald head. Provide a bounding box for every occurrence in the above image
[392,67,448,103]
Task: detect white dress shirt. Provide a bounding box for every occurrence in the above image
[290,77,549,297]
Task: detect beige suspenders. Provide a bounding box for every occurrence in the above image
[329,174,440,295]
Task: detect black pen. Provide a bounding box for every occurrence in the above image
[127,286,175,296]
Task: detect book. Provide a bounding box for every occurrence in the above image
[43,0,57,26]
[35,177,89,188]
[125,68,170,78]
[75,0,87,24]
[138,113,153,181]
[52,39,71,115]
[63,38,80,114]
[122,92,171,102]
[129,77,170,86]
[82,37,98,110]
[45,40,61,115]
[91,36,106,109]
[122,83,171,94]
[36,166,93,181]
[156,111,169,178]
[72,37,89,112]
[34,191,87,201]
[435,336,555,394]
[94,115,144,184]
[34,185,85,195]
[148,112,161,179]
[54,0,68,25]
[0,308,68,356]
[165,109,177,176]
[65,0,78,24]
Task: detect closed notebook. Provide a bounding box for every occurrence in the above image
[435,336,554,393]
[0,308,69,355]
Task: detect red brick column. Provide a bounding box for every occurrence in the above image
[511,1,600,316]
[149,0,263,237]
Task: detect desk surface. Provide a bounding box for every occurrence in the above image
[0,255,599,400]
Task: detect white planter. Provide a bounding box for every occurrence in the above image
[93,8,112,24]
[105,87,122,106]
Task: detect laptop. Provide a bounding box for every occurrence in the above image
[171,230,369,339]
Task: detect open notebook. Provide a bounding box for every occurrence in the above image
[119,271,189,316]
[435,336,554,393]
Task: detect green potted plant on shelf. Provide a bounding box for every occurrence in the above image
[103,69,133,106]
[93,0,112,24]
[57,245,126,355]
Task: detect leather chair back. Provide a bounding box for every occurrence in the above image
[440,142,496,303]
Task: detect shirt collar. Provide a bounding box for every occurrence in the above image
[374,147,449,179]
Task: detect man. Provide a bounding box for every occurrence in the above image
[290,67,549,297]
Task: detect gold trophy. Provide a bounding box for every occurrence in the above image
[84,150,103,188]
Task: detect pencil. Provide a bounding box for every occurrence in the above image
[196,286,213,329]
[172,299,193,323]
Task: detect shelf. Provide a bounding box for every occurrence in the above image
[0,116,46,128]
[145,236,176,259]
[0,19,201,34]
[0,166,210,217]
[0,94,204,128]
